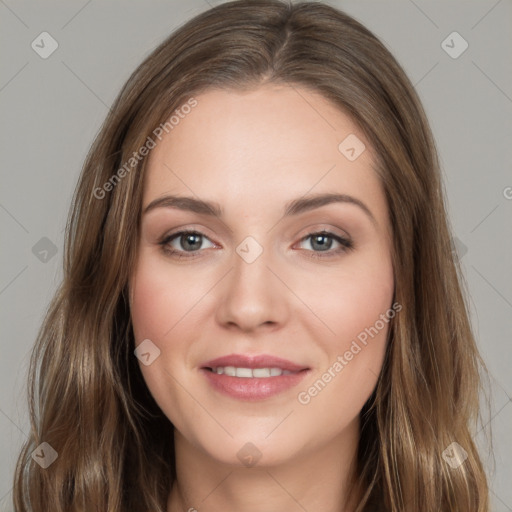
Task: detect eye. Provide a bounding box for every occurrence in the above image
[159,230,216,259]
[158,229,354,260]
[296,230,354,259]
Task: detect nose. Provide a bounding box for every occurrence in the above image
[215,243,290,333]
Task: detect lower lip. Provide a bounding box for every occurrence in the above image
[201,368,310,401]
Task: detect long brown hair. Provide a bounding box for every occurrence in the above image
[13,1,491,510]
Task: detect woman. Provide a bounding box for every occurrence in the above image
[13,1,491,510]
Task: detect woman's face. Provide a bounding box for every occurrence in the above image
[129,84,395,467]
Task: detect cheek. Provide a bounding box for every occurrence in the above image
[128,256,197,408]
[304,249,394,345]
[129,254,203,342]
[129,258,194,420]
[129,265,165,342]
[296,249,394,405]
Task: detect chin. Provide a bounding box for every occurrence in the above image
[198,432,304,469]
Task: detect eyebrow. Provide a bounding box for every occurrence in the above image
[143,192,377,226]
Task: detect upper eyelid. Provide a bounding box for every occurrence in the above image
[164,228,217,244]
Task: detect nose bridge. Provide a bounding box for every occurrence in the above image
[215,234,287,330]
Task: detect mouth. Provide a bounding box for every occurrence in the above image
[200,354,311,401]
[203,366,306,377]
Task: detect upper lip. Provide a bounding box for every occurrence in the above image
[201,354,309,372]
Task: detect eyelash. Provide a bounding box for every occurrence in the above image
[158,229,354,261]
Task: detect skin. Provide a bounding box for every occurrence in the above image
[129,84,395,512]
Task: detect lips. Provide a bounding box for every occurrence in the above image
[200,353,311,401]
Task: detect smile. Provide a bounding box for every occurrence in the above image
[207,366,297,377]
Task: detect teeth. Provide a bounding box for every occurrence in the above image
[236,367,253,378]
[212,366,294,378]
[223,366,236,376]
[253,368,271,378]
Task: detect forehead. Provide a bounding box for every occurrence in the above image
[142,85,387,228]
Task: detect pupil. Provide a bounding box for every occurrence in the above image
[312,234,331,251]
[182,233,201,251]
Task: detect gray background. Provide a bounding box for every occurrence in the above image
[1,0,511,510]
